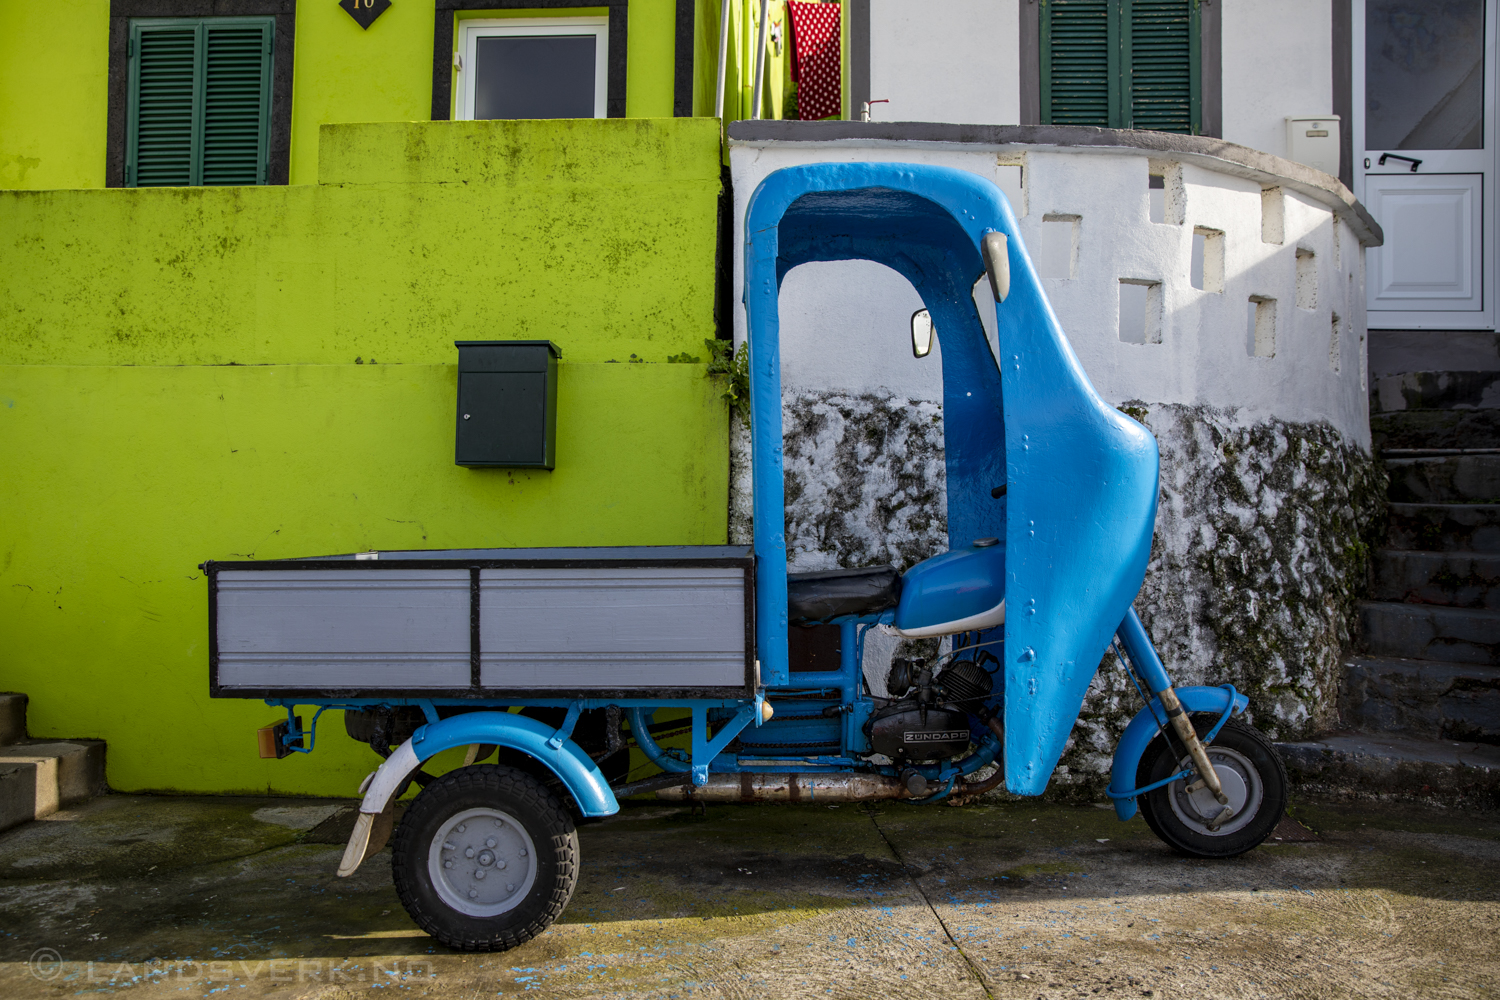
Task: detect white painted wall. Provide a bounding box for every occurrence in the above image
[867,0,1020,125]
[1220,0,1335,159]
[730,139,1369,441]
[779,260,942,398]
[859,1,1341,168]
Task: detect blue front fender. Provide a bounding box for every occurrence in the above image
[1107,685,1249,822]
[409,712,619,818]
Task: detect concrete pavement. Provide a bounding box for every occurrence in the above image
[0,793,1496,998]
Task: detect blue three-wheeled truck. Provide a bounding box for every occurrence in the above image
[203,163,1288,951]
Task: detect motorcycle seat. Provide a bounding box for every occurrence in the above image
[787,565,901,625]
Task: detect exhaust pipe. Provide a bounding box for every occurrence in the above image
[656,772,913,803]
[656,721,1006,804]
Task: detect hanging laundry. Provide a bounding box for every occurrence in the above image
[787,1,841,121]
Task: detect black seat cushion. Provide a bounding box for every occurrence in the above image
[787,565,901,625]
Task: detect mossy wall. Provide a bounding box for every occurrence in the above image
[0,0,684,189]
[1053,404,1385,796]
[732,399,1384,796]
[0,118,727,796]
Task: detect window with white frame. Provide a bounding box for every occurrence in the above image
[456,18,608,120]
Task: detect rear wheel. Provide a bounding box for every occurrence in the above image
[1136,717,1287,858]
[391,764,578,951]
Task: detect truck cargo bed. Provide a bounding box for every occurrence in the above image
[206,546,754,699]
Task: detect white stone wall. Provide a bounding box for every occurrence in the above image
[1221,0,1336,159]
[866,0,1021,126]
[728,136,1378,743]
[862,1,1341,165]
[731,141,1369,439]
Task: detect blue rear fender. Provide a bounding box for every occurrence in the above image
[1107,685,1249,821]
[404,712,619,818]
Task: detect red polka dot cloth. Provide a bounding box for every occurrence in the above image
[788,1,842,121]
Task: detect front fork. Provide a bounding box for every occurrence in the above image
[1115,609,1232,817]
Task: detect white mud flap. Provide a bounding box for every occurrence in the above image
[338,739,420,877]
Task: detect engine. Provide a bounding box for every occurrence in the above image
[865,652,999,765]
[868,706,971,761]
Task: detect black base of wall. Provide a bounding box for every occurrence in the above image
[1371,329,1500,379]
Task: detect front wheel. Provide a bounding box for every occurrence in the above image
[391,764,578,951]
[1136,717,1287,858]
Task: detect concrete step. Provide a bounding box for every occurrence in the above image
[1386,503,1500,552]
[1342,656,1500,742]
[1276,732,1500,809]
[1359,601,1500,664]
[1372,409,1500,450]
[0,694,24,746]
[1371,370,1500,412]
[1385,454,1500,503]
[1371,548,1500,609]
[0,740,107,834]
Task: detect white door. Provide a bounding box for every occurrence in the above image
[1356,0,1496,329]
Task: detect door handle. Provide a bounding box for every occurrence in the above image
[1377,153,1423,173]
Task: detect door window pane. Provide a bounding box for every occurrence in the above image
[1366,0,1485,150]
[474,35,597,119]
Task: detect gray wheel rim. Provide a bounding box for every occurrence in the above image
[427,806,538,918]
[1166,745,1264,837]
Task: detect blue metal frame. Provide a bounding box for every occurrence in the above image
[269,695,763,818]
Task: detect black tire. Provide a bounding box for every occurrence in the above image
[391,764,578,951]
[1136,717,1287,859]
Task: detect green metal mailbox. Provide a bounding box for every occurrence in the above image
[454,340,560,469]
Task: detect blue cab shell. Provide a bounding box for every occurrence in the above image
[743,162,1160,796]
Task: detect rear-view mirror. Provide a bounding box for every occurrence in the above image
[911,309,934,358]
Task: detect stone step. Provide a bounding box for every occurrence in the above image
[1371,549,1500,609]
[1384,454,1500,503]
[1276,732,1500,809]
[0,694,24,747]
[1359,601,1500,664]
[1341,656,1500,742]
[1371,370,1500,412]
[1386,503,1500,552]
[1372,409,1500,450]
[0,740,107,834]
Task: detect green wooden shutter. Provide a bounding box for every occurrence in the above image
[1125,0,1199,133]
[126,18,273,187]
[1041,0,1114,127]
[1042,0,1200,134]
[128,26,199,187]
[202,23,273,185]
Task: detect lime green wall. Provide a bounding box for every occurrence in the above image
[0,119,727,795]
[0,0,688,190]
[288,0,437,186]
[0,0,110,189]
[4,120,719,366]
[625,0,678,117]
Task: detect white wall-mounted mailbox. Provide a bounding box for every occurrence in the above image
[1285,116,1341,177]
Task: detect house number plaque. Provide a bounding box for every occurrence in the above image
[339,0,391,30]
